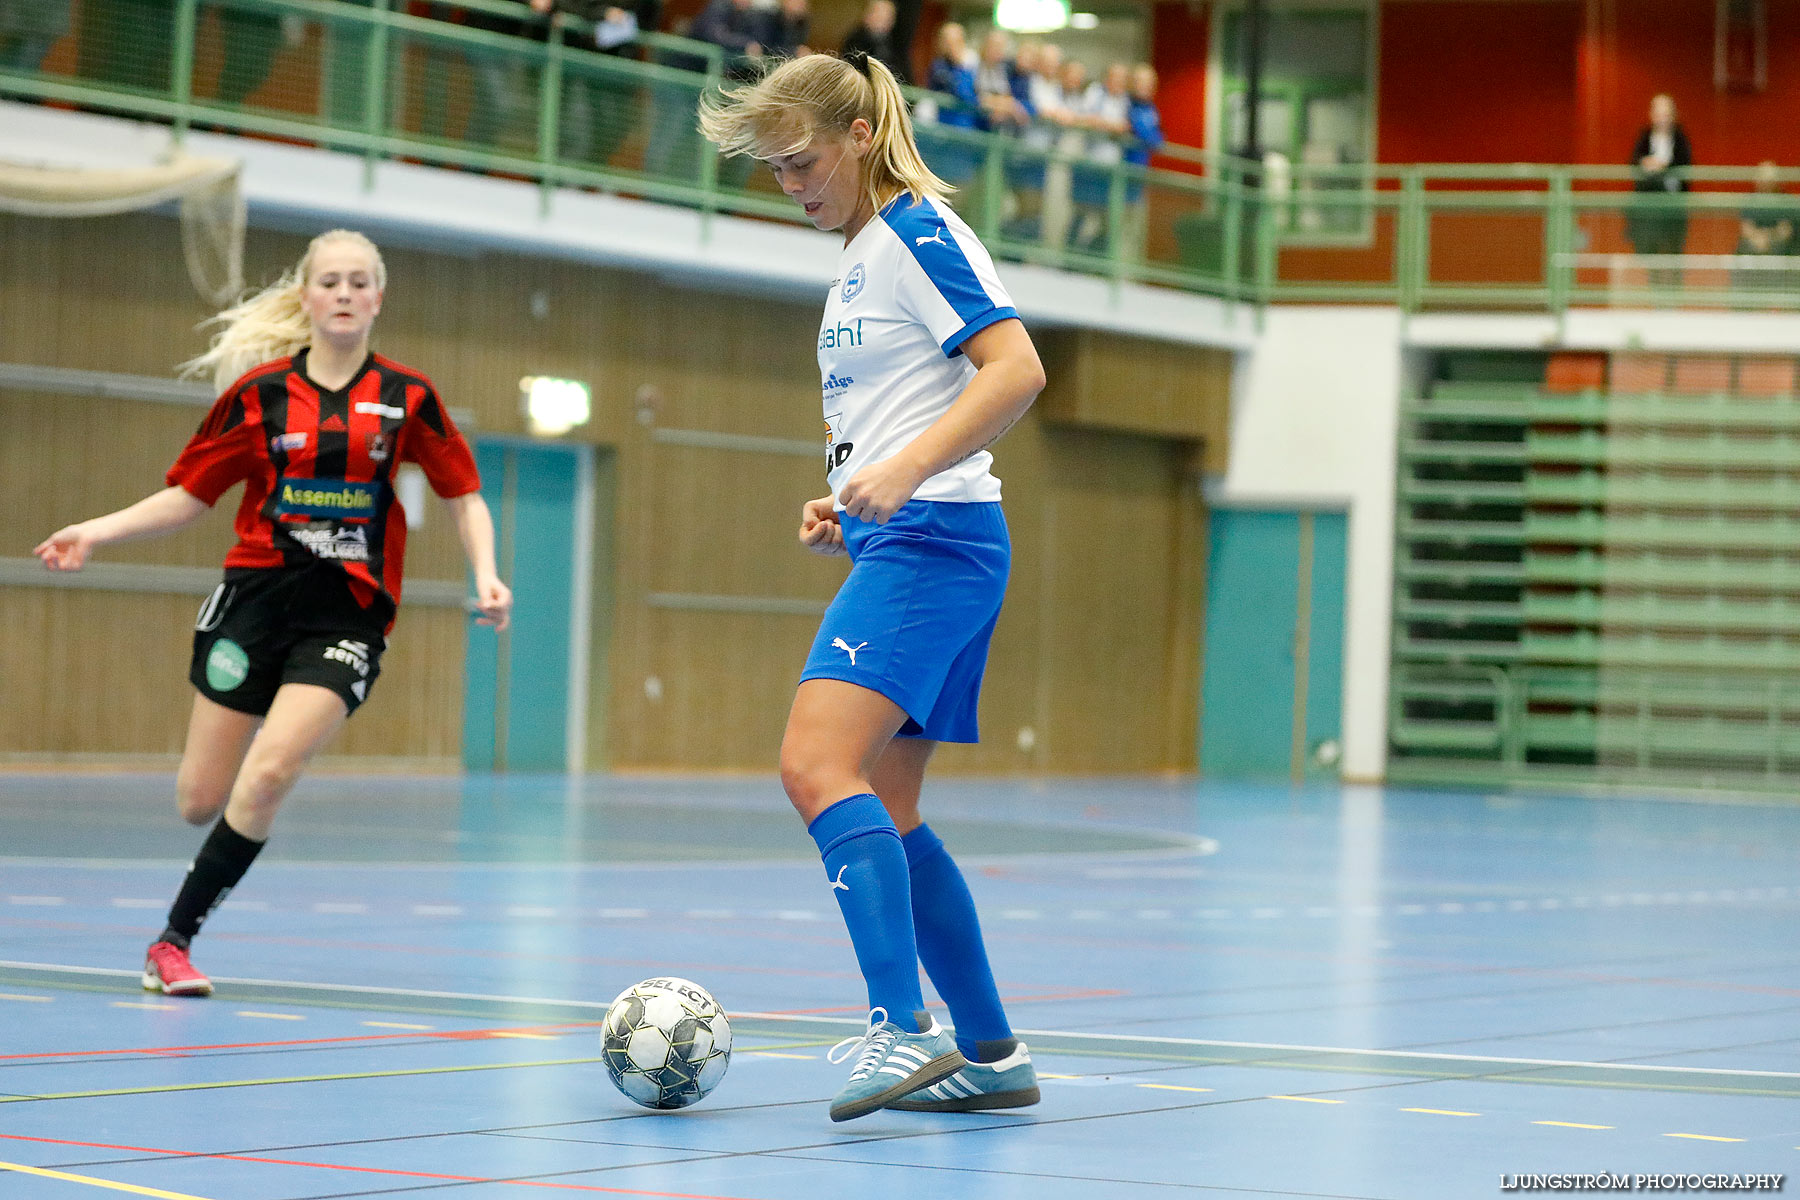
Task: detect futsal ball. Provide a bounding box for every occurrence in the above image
[601,977,732,1110]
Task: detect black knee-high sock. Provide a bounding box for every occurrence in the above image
[160,817,265,947]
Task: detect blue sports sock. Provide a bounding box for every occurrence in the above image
[903,823,1014,1061]
[808,794,926,1027]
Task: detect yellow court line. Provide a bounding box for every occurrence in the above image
[0,993,52,1003]
[1037,1073,1081,1080]
[1402,1108,1480,1117]
[235,1012,304,1022]
[1270,1095,1344,1104]
[0,1159,215,1199]
[1138,1084,1213,1093]
[111,1002,174,1011]
[746,1052,815,1060]
[362,1021,434,1030]
[1665,1132,1745,1143]
[1534,1121,1613,1130]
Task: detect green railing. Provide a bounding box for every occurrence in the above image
[8,1,1800,311]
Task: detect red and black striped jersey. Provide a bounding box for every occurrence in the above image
[166,349,480,626]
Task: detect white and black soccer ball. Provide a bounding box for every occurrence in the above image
[601,977,732,1110]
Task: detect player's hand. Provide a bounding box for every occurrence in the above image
[473,575,513,631]
[34,524,95,572]
[837,456,926,526]
[799,495,845,556]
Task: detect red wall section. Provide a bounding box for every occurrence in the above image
[1378,1,1580,164]
[1579,0,1800,168]
[1151,1,1210,159]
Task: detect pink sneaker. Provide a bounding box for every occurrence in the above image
[143,940,212,997]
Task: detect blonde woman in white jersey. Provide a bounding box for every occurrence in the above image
[701,50,1047,1122]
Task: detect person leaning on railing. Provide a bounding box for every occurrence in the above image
[0,0,71,72]
[416,2,532,149]
[515,0,665,168]
[1627,92,1693,285]
[916,21,980,186]
[1736,160,1798,294]
[1120,63,1163,261]
[972,29,1030,135]
[690,0,765,186]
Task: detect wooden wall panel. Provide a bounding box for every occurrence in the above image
[5,211,1220,772]
[1036,328,1234,448]
[0,590,197,756]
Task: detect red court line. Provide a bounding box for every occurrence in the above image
[0,1134,758,1200]
[0,1022,604,1064]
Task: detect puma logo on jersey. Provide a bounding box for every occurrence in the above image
[831,637,868,666]
[829,866,851,892]
[915,228,949,247]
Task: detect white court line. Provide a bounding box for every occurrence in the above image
[6,959,1800,1082]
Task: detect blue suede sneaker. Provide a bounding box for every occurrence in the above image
[826,1008,966,1122]
[888,1041,1041,1112]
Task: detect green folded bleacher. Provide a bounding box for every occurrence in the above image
[1389,350,1800,791]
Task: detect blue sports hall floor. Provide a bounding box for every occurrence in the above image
[0,771,1795,1199]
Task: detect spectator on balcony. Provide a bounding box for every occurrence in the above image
[693,0,764,76]
[1627,93,1692,284]
[1066,61,1130,253]
[1004,40,1064,242]
[1040,55,1093,250]
[1735,160,1796,293]
[839,0,895,71]
[973,29,1029,134]
[925,22,977,126]
[761,0,812,60]
[587,0,667,166]
[692,0,765,186]
[414,2,530,151]
[1119,62,1163,261]
[916,21,979,186]
[0,0,71,71]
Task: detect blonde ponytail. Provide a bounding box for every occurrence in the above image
[180,229,386,393]
[858,54,948,208]
[698,53,951,214]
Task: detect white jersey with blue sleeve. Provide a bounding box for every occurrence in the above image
[818,193,1019,507]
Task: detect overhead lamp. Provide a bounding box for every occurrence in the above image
[521,375,591,437]
[994,0,1069,34]
[1070,11,1099,28]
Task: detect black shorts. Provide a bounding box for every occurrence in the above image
[189,567,391,717]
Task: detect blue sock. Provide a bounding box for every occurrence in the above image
[808,794,926,1027]
[903,823,1014,1062]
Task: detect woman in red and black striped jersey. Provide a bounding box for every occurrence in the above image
[33,229,513,997]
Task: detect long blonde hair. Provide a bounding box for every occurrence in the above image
[697,53,951,213]
[181,229,387,393]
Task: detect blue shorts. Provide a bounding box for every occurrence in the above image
[800,501,1010,744]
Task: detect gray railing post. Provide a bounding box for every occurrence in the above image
[539,12,566,215]
[362,0,392,190]
[171,0,199,145]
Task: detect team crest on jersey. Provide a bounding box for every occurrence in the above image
[841,263,865,302]
[824,412,853,469]
[366,431,391,462]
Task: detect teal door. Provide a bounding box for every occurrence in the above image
[1201,508,1347,781]
[463,440,594,772]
